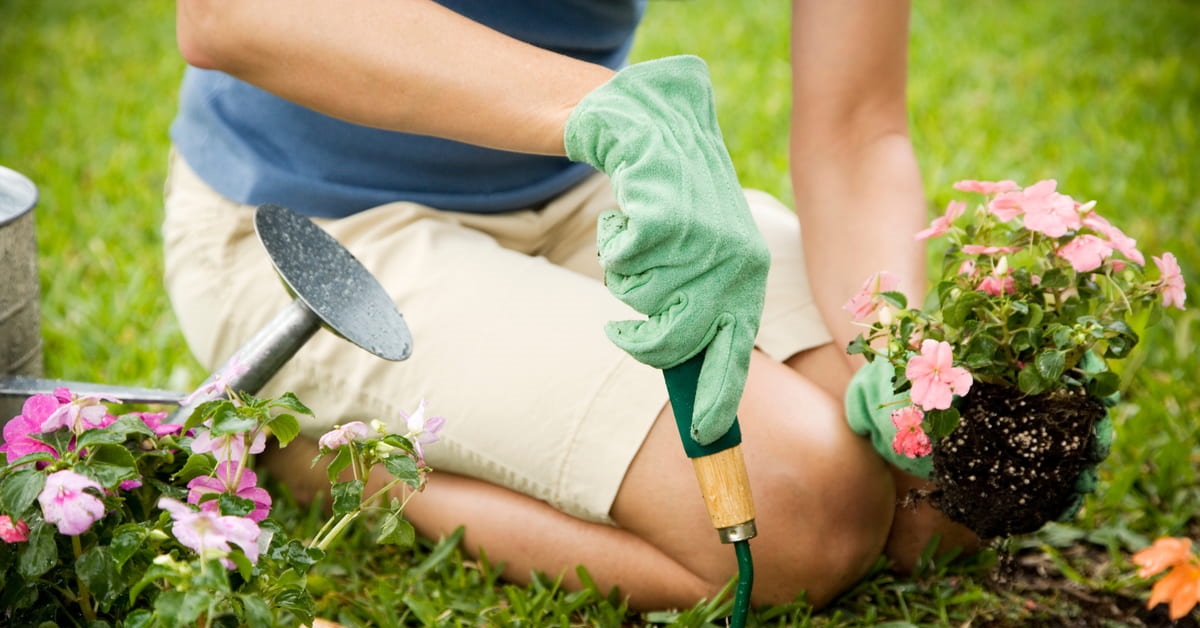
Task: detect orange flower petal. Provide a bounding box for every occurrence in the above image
[1147,564,1200,620]
[1133,537,1195,578]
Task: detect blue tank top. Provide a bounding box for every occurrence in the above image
[171,0,646,218]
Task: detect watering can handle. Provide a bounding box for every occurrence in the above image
[663,352,757,543]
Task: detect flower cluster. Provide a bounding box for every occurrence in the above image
[845,179,1185,459]
[0,387,439,626]
[1132,537,1200,620]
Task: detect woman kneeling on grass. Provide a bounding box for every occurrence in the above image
[166,0,976,609]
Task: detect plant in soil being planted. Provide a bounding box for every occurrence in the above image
[844,179,1186,540]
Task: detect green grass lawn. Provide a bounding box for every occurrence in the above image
[2,0,1197,625]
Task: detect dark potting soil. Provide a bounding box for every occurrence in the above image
[929,382,1108,540]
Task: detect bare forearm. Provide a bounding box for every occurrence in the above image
[176,0,614,155]
[792,132,927,362]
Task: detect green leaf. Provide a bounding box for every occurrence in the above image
[962,333,1001,369]
[880,290,908,309]
[377,512,416,547]
[77,545,119,602]
[1078,349,1107,375]
[1018,364,1048,395]
[155,589,212,625]
[75,415,155,450]
[209,404,257,436]
[923,408,961,441]
[1104,320,1139,358]
[270,392,313,416]
[110,524,148,566]
[79,444,139,489]
[846,334,870,357]
[1040,268,1071,289]
[267,413,301,447]
[218,493,256,518]
[31,428,73,456]
[173,452,215,483]
[0,468,46,518]
[324,446,353,483]
[331,480,364,517]
[383,454,421,488]
[1087,371,1121,398]
[18,521,57,578]
[230,550,255,583]
[1035,350,1067,382]
[182,399,230,432]
[270,586,316,624]
[239,594,274,626]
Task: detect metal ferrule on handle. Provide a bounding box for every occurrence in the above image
[662,351,757,543]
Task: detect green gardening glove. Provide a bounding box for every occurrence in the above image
[564,55,769,446]
[845,359,935,479]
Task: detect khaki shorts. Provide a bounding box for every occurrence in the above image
[162,151,831,524]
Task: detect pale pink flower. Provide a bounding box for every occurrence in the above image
[39,470,106,536]
[1153,252,1187,310]
[159,497,261,566]
[843,271,901,322]
[41,393,119,433]
[958,259,977,277]
[187,461,272,522]
[905,340,973,411]
[1083,212,1145,265]
[961,244,1021,255]
[1056,235,1114,272]
[953,179,1019,195]
[190,427,267,465]
[0,515,29,543]
[317,421,372,451]
[890,405,932,458]
[402,400,445,465]
[1015,180,1082,237]
[181,354,251,406]
[915,200,966,241]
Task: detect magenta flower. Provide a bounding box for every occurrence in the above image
[915,200,966,241]
[906,340,973,411]
[138,411,185,436]
[0,515,29,543]
[977,274,1016,296]
[187,462,272,522]
[953,179,1019,196]
[843,271,901,322]
[1083,212,1145,265]
[39,470,106,536]
[0,394,61,462]
[890,405,932,459]
[1153,252,1187,310]
[403,400,445,465]
[159,497,261,566]
[1056,235,1114,272]
[317,421,372,451]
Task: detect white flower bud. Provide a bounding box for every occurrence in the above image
[878,305,894,327]
[995,256,1009,276]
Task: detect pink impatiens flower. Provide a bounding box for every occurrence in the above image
[905,340,973,411]
[0,515,29,543]
[915,200,966,241]
[187,461,272,522]
[1056,234,1114,272]
[138,411,185,437]
[890,405,932,459]
[1083,212,1145,265]
[977,274,1016,296]
[159,497,261,566]
[39,469,106,536]
[953,179,1019,196]
[317,421,372,451]
[1153,252,1187,310]
[843,271,901,322]
[402,400,445,465]
[1015,180,1082,237]
[191,427,267,466]
[181,353,251,406]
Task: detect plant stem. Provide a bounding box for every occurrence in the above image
[71,535,97,622]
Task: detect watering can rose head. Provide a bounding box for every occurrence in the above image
[845,178,1186,459]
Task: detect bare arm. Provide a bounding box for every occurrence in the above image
[175,0,615,155]
[789,0,927,370]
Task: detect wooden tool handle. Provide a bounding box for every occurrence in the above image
[692,444,756,531]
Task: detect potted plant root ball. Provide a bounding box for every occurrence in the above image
[843,178,1187,540]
